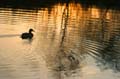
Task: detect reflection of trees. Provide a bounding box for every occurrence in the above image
[87,8,120,71]
[60,1,69,46]
[82,7,120,72]
[36,3,120,78]
[52,1,81,78]
[97,34,120,71]
[84,35,120,72]
[84,8,110,42]
[99,8,109,41]
[55,3,120,76]
[96,8,120,72]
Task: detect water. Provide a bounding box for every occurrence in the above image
[0,3,120,79]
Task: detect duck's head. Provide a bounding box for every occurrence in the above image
[29,28,34,33]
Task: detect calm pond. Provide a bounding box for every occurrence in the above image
[0,3,120,79]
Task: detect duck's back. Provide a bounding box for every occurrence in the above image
[21,32,33,39]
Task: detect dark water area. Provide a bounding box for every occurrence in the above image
[0,0,56,9]
[0,2,120,79]
[0,0,120,10]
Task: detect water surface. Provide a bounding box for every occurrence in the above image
[0,3,120,79]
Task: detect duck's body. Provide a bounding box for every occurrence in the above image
[21,29,34,39]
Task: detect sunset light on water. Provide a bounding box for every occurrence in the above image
[0,2,120,79]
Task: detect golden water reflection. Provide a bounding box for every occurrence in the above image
[0,3,120,79]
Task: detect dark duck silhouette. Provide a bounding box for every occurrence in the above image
[21,28,34,39]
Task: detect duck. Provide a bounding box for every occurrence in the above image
[21,28,34,39]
